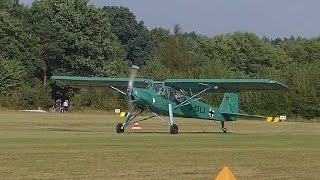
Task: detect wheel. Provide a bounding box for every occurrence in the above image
[116,123,124,133]
[222,127,227,133]
[170,124,179,134]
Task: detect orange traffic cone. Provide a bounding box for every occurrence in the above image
[131,123,141,130]
[215,166,236,180]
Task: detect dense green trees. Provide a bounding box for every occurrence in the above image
[0,1,319,119]
[0,58,26,93]
[29,0,127,78]
[102,6,153,65]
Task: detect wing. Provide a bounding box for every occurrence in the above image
[51,76,153,94]
[164,79,288,93]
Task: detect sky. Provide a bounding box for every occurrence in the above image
[19,0,320,38]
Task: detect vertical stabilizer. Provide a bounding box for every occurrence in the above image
[219,93,239,114]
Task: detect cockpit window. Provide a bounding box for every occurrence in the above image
[152,83,187,103]
[152,82,167,97]
[152,82,164,92]
[168,88,187,104]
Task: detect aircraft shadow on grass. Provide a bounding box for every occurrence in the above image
[46,127,95,133]
[126,131,227,134]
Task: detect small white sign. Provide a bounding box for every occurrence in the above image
[280,115,286,121]
[115,109,121,114]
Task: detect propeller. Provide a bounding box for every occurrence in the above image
[127,65,139,110]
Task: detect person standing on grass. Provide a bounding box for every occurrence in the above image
[63,100,69,112]
[55,99,62,112]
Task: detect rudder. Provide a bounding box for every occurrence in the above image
[219,93,239,114]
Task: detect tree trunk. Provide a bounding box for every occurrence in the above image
[43,66,47,87]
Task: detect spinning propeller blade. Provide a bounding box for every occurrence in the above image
[127,65,139,110]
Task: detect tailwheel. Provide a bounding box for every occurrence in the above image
[222,127,227,133]
[170,124,179,134]
[221,121,227,133]
[116,123,124,133]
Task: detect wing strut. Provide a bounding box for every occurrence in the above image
[173,85,214,109]
[108,86,126,95]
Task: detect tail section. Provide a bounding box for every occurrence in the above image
[219,93,239,114]
[219,93,264,120]
[219,93,239,121]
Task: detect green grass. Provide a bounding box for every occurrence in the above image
[0,111,319,179]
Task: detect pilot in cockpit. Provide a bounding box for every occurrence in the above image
[153,82,166,97]
[174,90,186,104]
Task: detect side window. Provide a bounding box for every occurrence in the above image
[174,90,186,104]
[167,88,186,104]
[168,88,176,101]
[153,83,165,96]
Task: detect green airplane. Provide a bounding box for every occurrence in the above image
[51,65,288,134]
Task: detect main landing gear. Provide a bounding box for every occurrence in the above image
[116,123,124,133]
[115,103,180,134]
[168,103,179,134]
[170,123,178,134]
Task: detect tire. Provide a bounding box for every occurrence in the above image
[222,127,227,133]
[170,124,179,134]
[116,123,124,133]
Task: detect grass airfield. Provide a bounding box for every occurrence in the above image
[0,111,319,179]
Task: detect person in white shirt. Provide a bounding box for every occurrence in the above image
[63,100,69,112]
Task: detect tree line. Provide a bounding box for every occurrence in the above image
[1,0,319,120]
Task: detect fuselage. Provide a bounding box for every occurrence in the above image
[131,87,226,121]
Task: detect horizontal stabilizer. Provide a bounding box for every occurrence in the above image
[221,112,264,119]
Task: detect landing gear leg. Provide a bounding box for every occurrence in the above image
[168,103,178,134]
[221,121,227,133]
[116,104,136,133]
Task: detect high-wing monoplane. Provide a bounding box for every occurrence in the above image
[51,65,288,134]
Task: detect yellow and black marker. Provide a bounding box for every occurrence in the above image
[119,112,128,117]
[266,116,280,123]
